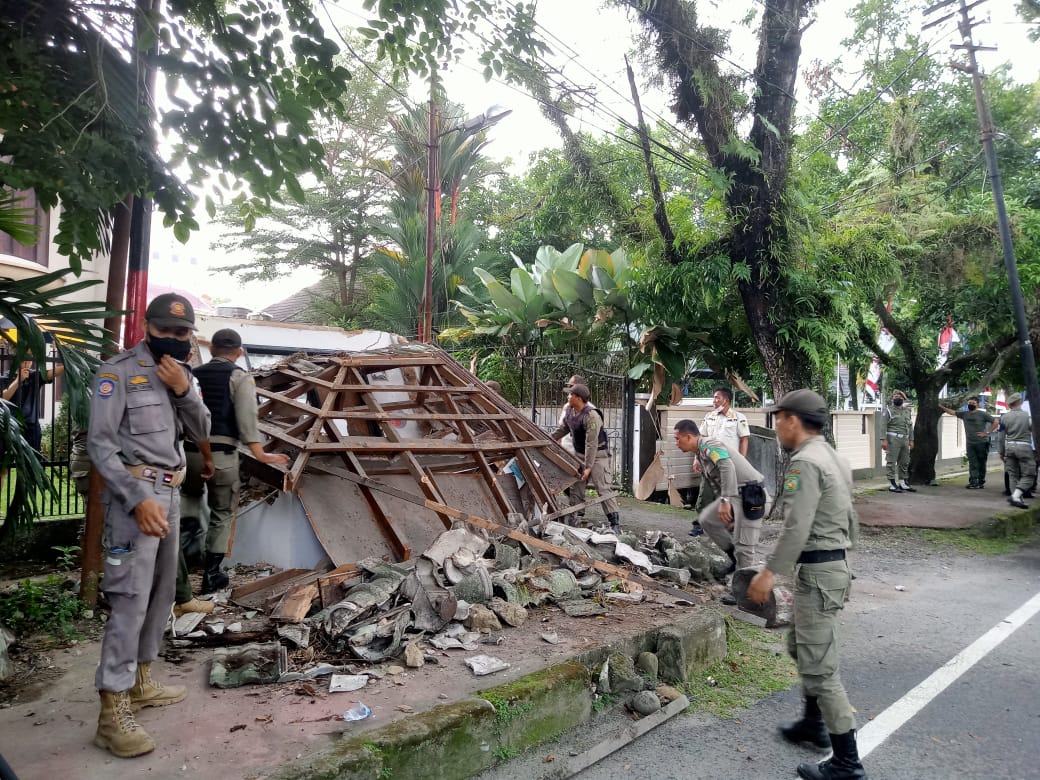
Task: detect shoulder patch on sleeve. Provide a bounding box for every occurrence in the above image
[784,473,801,493]
[702,445,730,463]
[96,376,116,398]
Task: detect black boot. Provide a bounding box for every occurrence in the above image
[607,512,621,534]
[797,730,867,780]
[888,480,902,493]
[780,695,831,750]
[201,552,229,593]
[716,549,737,581]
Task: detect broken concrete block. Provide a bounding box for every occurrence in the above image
[628,690,662,716]
[450,567,493,604]
[403,642,425,669]
[729,567,794,627]
[465,603,502,633]
[655,627,687,685]
[465,654,510,676]
[559,600,607,617]
[0,623,13,680]
[487,597,527,627]
[636,651,659,681]
[607,652,643,695]
[655,684,684,704]
[172,611,205,637]
[210,642,287,688]
[653,566,691,587]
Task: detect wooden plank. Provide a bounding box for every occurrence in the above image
[301,439,554,453]
[542,492,620,521]
[229,568,311,602]
[305,461,699,603]
[271,582,320,623]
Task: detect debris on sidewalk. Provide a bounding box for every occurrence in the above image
[464,654,510,676]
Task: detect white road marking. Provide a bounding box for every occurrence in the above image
[857,589,1040,758]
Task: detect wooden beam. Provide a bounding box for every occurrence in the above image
[543,492,620,521]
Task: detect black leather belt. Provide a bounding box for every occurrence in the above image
[184,442,237,453]
[798,549,846,564]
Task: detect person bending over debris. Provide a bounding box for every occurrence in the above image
[748,389,867,780]
[86,294,211,758]
[551,383,621,533]
[177,328,289,606]
[672,418,765,605]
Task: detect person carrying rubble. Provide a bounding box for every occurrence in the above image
[87,293,211,758]
[672,418,765,605]
[177,328,289,600]
[748,389,868,780]
[551,383,621,533]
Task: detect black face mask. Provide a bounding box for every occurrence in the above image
[968,404,978,411]
[893,399,904,406]
[147,335,191,362]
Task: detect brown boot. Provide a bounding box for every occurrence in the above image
[95,690,155,758]
[173,598,214,617]
[129,662,186,710]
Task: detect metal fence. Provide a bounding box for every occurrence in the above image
[0,351,81,519]
[516,352,635,488]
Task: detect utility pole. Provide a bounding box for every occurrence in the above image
[925,0,1040,450]
[421,89,439,344]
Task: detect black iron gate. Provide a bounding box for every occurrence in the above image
[517,352,635,490]
[0,351,81,520]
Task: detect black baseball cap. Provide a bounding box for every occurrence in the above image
[211,328,243,349]
[145,293,196,330]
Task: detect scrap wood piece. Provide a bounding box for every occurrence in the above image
[318,565,362,608]
[230,568,326,610]
[306,460,700,603]
[170,629,275,648]
[271,582,320,623]
[543,493,621,522]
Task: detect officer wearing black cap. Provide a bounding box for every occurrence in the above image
[87,293,211,758]
[748,389,867,780]
[177,328,289,599]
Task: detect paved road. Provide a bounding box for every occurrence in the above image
[479,529,1040,780]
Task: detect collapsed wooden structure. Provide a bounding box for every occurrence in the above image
[243,345,584,566]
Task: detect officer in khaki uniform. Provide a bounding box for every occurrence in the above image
[1000,393,1036,509]
[749,390,867,780]
[881,389,915,493]
[551,383,620,533]
[673,419,765,603]
[176,329,289,605]
[87,294,211,758]
[940,396,998,489]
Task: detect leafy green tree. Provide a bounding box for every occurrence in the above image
[212,42,402,323]
[1,0,353,268]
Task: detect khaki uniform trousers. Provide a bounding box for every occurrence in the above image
[884,433,910,482]
[787,558,856,735]
[1004,442,1037,492]
[182,449,240,554]
[96,480,181,692]
[569,453,619,518]
[698,496,761,569]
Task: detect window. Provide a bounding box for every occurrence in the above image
[0,188,50,267]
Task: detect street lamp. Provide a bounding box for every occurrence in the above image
[420,103,512,344]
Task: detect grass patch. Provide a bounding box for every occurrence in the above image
[681,616,797,718]
[617,495,689,517]
[920,516,1038,555]
[0,575,83,642]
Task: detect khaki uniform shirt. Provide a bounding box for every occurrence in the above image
[1000,409,1034,453]
[767,436,856,576]
[87,340,211,514]
[696,435,764,499]
[883,405,914,439]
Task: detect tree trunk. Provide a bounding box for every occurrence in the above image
[910,384,942,484]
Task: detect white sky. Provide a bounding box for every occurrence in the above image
[150,0,1038,312]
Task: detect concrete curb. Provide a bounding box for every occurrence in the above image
[269,609,727,780]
